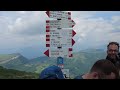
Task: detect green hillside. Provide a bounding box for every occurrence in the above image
[31,49,107,78]
[0,66,39,79]
[0,53,33,72]
[0,53,17,59]
[63,49,106,77]
[0,49,107,78]
[0,53,18,64]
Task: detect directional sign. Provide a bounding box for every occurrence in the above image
[44,49,49,57]
[44,11,76,58]
[72,30,76,37]
[72,39,75,46]
[46,11,71,20]
[44,48,73,58]
[46,20,75,28]
[46,28,76,47]
[48,29,72,47]
[49,48,68,57]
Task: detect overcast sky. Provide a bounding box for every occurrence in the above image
[0,11,120,55]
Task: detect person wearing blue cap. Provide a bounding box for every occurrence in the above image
[39,65,65,79]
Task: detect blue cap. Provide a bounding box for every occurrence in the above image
[39,65,65,79]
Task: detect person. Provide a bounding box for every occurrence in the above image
[106,42,120,69]
[74,59,119,79]
[39,65,65,79]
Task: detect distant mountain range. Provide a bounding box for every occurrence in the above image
[0,45,46,59]
[18,45,46,59]
[0,48,107,78]
[0,44,107,59]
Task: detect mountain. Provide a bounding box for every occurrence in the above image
[18,45,46,59]
[68,49,106,77]
[29,49,107,78]
[0,49,107,78]
[0,45,46,59]
[0,44,107,60]
[0,53,32,72]
[0,53,29,65]
[81,48,105,52]
[0,53,25,64]
[0,53,52,73]
[0,66,38,79]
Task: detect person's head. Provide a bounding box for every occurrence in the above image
[89,59,119,79]
[39,65,65,79]
[107,42,119,61]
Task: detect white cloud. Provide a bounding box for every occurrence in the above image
[0,11,120,53]
[112,16,120,23]
[8,11,47,36]
[73,12,120,51]
[17,11,26,14]
[0,11,47,51]
[71,11,96,19]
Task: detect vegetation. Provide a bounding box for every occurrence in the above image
[0,49,107,78]
[0,66,39,79]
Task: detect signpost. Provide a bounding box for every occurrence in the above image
[46,20,75,28]
[44,11,76,78]
[46,11,71,20]
[48,28,72,48]
[53,47,72,57]
[44,48,73,58]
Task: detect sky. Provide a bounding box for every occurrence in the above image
[0,11,120,57]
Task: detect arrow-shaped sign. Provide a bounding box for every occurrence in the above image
[44,49,49,57]
[46,29,72,48]
[72,39,75,46]
[46,11,71,20]
[72,30,76,37]
[44,48,73,57]
[46,11,50,17]
[71,20,75,27]
[46,20,75,28]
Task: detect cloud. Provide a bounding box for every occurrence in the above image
[0,11,120,54]
[73,12,120,51]
[110,29,120,33]
[0,11,47,51]
[17,11,26,14]
[112,16,120,23]
[71,11,96,19]
[107,16,120,34]
[8,11,47,36]
[0,16,12,34]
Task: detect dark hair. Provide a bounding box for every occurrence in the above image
[90,59,119,79]
[107,42,119,50]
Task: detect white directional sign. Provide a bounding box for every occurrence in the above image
[46,20,75,28]
[45,28,76,47]
[49,29,72,47]
[44,11,76,58]
[49,47,73,58]
[46,11,71,20]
